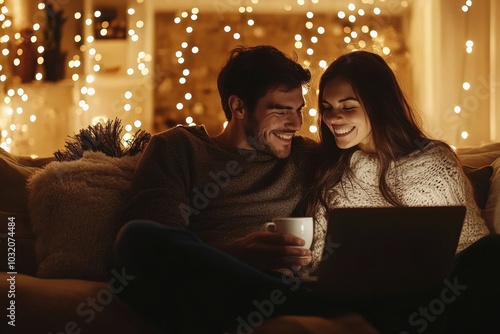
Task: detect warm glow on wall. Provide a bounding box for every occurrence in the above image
[162,1,405,135]
[1,0,152,154]
[172,6,202,127]
[454,0,474,143]
[3,0,482,153]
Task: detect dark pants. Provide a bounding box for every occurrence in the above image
[108,221,500,334]
[108,220,350,334]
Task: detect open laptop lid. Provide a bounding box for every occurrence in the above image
[314,206,466,300]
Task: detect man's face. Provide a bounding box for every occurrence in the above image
[244,86,305,159]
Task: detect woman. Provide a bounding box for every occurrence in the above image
[306,50,489,272]
[306,51,499,333]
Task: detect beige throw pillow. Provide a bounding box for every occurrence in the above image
[27,151,141,281]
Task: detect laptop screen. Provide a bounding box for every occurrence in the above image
[314,206,466,300]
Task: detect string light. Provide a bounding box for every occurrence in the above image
[160,0,405,135]
[0,1,152,152]
[0,1,457,152]
[453,0,474,143]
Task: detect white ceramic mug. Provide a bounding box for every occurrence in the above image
[262,217,313,249]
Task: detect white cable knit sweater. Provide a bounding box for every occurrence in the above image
[308,141,490,275]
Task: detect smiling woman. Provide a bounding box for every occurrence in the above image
[307,50,489,258]
[321,76,374,153]
[303,50,499,333]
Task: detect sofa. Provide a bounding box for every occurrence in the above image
[1,133,499,334]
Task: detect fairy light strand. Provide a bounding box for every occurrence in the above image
[457,0,473,142]
[0,1,150,153]
[0,0,444,153]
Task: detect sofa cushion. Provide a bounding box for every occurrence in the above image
[457,142,500,168]
[27,151,142,281]
[0,273,161,334]
[483,157,500,234]
[16,155,56,168]
[0,148,39,214]
[463,165,494,210]
[0,149,55,276]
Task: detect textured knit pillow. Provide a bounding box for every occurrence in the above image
[28,151,141,281]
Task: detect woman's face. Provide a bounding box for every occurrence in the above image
[321,77,375,153]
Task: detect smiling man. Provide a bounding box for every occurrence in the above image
[215,85,305,159]
[120,45,317,270]
[109,46,337,334]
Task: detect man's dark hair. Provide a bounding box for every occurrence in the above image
[217,45,311,121]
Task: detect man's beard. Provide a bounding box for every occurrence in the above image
[243,114,290,159]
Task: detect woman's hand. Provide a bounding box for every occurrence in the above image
[218,231,312,272]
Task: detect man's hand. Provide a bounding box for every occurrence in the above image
[219,232,312,272]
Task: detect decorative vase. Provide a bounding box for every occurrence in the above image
[12,28,37,83]
[13,45,37,83]
[43,50,67,82]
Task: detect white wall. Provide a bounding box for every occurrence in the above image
[409,0,493,147]
[408,0,442,140]
[490,0,500,142]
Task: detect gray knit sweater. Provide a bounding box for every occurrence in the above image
[123,125,319,247]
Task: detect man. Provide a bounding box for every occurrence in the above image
[121,45,317,271]
[109,46,347,333]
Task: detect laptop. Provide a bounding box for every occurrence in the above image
[307,206,466,300]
